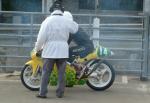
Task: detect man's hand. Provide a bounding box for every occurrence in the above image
[36,50,42,57]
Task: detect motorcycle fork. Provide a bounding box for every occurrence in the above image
[25,59,43,77]
[33,65,41,77]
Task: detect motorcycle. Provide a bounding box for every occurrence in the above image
[20,46,115,91]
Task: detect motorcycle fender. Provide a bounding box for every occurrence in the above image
[86,59,101,67]
[25,60,43,75]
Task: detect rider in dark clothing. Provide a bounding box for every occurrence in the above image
[68,27,94,62]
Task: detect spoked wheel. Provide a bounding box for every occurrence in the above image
[86,60,115,91]
[20,65,41,91]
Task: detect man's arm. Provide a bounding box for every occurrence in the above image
[69,21,78,34]
[35,19,49,52]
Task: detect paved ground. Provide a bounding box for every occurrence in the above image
[0,74,150,103]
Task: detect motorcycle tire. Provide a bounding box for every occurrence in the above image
[86,60,115,91]
[20,65,40,91]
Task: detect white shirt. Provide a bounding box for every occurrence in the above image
[35,10,78,58]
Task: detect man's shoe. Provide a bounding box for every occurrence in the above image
[36,94,47,99]
[56,93,64,98]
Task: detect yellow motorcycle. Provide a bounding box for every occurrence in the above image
[20,46,115,91]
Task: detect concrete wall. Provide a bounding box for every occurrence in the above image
[143,0,150,76]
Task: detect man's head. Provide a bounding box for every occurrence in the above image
[49,0,64,13]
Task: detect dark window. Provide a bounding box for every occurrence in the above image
[79,0,95,10]
[2,0,42,12]
[79,0,143,11]
[100,0,143,11]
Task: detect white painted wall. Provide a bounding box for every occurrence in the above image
[42,0,53,13]
[144,0,150,14]
[93,18,100,48]
[42,0,45,12]
[46,0,53,13]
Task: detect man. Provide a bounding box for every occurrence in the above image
[63,11,94,78]
[35,1,78,98]
[63,11,94,60]
[63,11,94,62]
[68,27,94,60]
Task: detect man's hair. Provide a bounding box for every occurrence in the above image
[49,0,64,13]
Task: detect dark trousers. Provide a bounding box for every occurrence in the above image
[68,45,94,62]
[39,58,67,96]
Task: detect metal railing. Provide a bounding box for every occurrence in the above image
[0,11,149,79]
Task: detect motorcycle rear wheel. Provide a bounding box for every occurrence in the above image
[86,60,115,91]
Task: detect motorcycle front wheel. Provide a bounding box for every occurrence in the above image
[86,60,115,91]
[20,65,41,91]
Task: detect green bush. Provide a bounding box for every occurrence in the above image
[49,65,86,86]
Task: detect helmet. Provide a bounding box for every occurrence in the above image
[63,11,73,21]
[49,0,64,13]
